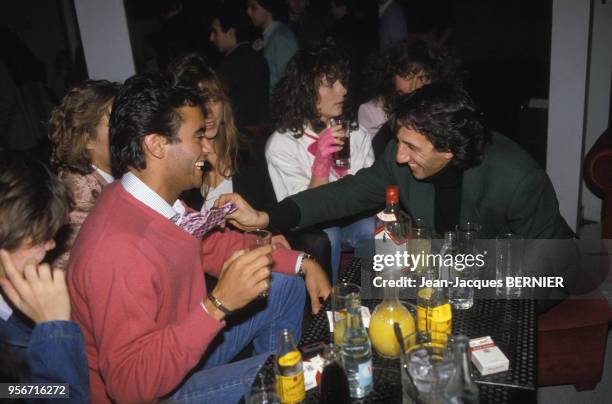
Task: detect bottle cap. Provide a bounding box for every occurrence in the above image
[385,185,399,204]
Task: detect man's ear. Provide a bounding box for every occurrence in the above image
[143,134,168,160]
[442,151,454,162]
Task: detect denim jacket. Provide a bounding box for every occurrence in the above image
[0,314,89,403]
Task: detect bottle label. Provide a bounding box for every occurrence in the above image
[417,303,452,344]
[377,211,397,222]
[278,350,301,367]
[357,359,373,388]
[277,372,305,403]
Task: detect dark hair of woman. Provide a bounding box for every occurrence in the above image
[382,40,463,114]
[391,82,491,169]
[271,45,355,138]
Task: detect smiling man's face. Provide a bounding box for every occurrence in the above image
[395,126,453,180]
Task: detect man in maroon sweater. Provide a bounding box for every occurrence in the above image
[67,71,330,403]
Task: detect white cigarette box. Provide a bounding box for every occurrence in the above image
[469,336,509,376]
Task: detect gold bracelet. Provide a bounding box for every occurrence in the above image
[207,293,233,315]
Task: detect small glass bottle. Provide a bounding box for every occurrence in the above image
[444,335,479,404]
[369,269,415,358]
[375,185,412,250]
[340,294,373,398]
[275,329,305,404]
[319,344,350,404]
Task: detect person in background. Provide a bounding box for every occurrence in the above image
[378,0,408,48]
[48,80,120,270]
[369,40,462,157]
[266,45,375,283]
[247,0,299,94]
[285,0,329,49]
[67,71,328,403]
[0,151,89,403]
[171,53,334,282]
[210,6,270,127]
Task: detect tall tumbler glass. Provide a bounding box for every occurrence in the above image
[331,283,361,346]
[329,118,351,169]
[244,229,273,298]
[495,233,524,298]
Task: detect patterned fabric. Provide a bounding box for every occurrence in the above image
[175,202,236,239]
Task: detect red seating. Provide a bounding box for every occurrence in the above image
[537,127,612,390]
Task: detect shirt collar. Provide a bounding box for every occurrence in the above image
[120,172,185,220]
[92,165,114,184]
[263,21,280,44]
[0,295,13,321]
[379,0,394,16]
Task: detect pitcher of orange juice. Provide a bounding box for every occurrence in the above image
[368,269,415,358]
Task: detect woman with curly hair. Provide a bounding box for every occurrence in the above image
[171,53,334,285]
[361,40,463,157]
[48,80,120,270]
[266,45,374,282]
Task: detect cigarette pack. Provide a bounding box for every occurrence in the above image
[469,336,509,376]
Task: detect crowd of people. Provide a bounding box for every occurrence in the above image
[0,1,574,403]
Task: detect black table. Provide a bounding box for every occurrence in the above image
[265,258,537,403]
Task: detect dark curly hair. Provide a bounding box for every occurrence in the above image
[381,40,463,114]
[109,71,204,176]
[49,80,120,175]
[390,82,491,169]
[272,45,355,137]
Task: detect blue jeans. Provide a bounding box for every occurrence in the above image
[168,273,305,403]
[324,216,375,283]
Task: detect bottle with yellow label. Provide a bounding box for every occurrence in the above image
[276,329,305,404]
[416,269,452,345]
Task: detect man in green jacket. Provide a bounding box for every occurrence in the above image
[222,82,573,241]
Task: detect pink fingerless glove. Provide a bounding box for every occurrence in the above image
[311,127,338,179]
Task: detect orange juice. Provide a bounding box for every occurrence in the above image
[369,301,415,358]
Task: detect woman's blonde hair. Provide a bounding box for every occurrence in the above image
[170,53,246,193]
[49,80,120,174]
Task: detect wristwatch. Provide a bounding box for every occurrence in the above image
[297,253,315,277]
[207,293,233,315]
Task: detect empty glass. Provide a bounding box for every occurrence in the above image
[244,229,272,297]
[243,365,280,404]
[495,233,524,297]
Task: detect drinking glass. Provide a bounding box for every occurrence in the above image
[495,233,524,297]
[400,332,455,404]
[331,283,360,346]
[243,365,280,404]
[410,218,432,273]
[244,229,272,298]
[329,118,351,169]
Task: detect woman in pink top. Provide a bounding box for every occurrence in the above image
[48,80,120,269]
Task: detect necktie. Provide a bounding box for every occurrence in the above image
[174,202,236,239]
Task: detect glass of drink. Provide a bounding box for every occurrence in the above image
[401,332,455,404]
[243,365,280,404]
[331,283,360,346]
[410,218,432,273]
[329,118,351,169]
[456,221,481,255]
[495,233,524,298]
[244,229,273,297]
